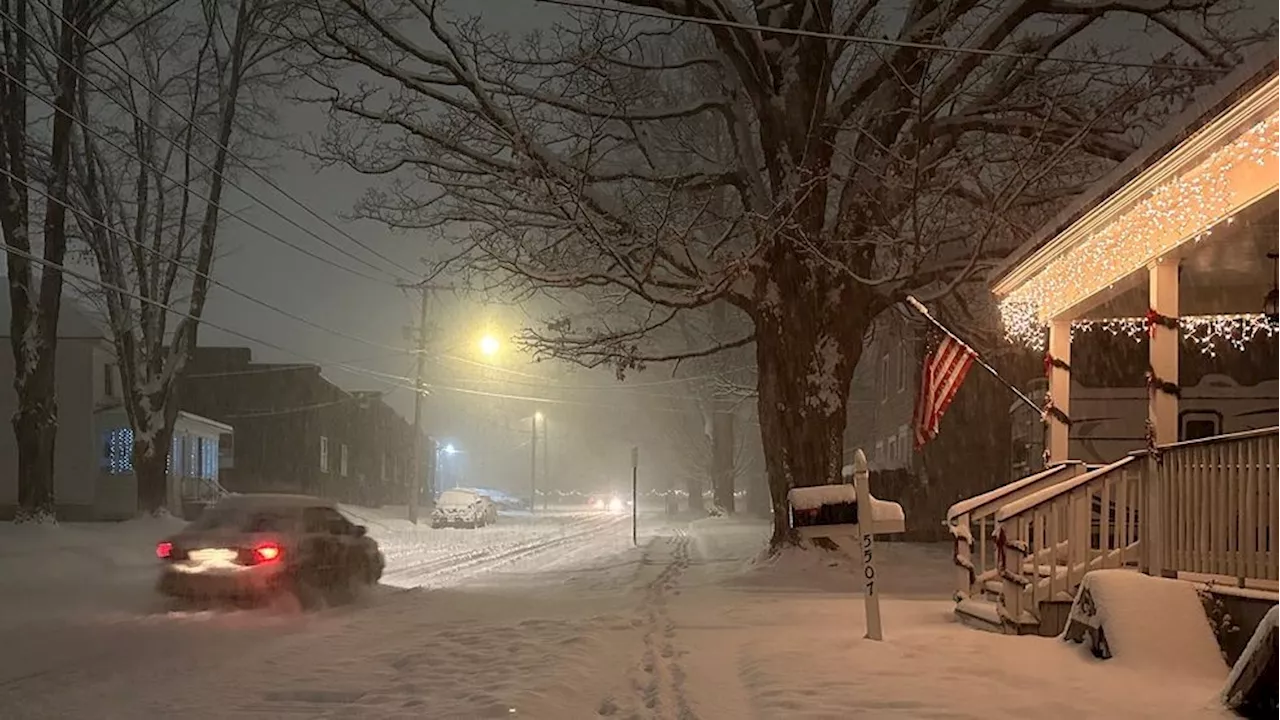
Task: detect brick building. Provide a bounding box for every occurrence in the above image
[177,347,421,506]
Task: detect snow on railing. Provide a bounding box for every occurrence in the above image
[946,462,1085,603]
[993,455,1143,628]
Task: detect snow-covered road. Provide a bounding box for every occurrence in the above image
[0,509,1236,719]
[0,507,637,719]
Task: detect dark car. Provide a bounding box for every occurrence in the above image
[155,494,384,608]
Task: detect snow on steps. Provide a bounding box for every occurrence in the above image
[1064,570,1229,682]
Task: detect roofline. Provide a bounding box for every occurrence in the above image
[177,410,234,433]
[989,49,1279,293]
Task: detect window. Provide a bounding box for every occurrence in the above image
[897,344,908,392]
[103,363,116,398]
[898,425,911,462]
[102,427,134,474]
[319,436,330,473]
[874,439,884,464]
[219,433,234,470]
[887,436,898,466]
[197,436,217,479]
[340,444,349,477]
[1181,412,1221,442]
[880,353,891,401]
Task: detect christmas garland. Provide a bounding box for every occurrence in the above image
[1145,307,1179,338]
[1041,395,1072,427]
[1043,352,1071,377]
[1145,366,1181,398]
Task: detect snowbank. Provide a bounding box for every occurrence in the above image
[1066,570,1228,680]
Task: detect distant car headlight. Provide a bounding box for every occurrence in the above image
[608,496,624,512]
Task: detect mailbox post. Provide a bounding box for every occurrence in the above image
[787,448,901,642]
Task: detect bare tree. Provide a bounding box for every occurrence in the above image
[1,0,117,522]
[300,0,1269,544]
[70,0,292,513]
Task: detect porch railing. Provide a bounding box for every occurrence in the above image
[994,455,1142,626]
[946,462,1085,602]
[1143,427,1278,586]
[990,427,1277,629]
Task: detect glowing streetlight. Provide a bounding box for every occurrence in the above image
[478,334,501,357]
[534,411,544,422]
[443,443,457,455]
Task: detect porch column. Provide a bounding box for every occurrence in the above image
[1046,319,1071,465]
[1148,260,1180,446]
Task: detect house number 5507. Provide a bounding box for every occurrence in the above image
[862,535,875,596]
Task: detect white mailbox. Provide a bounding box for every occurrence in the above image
[787,482,905,540]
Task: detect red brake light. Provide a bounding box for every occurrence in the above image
[252,543,282,564]
[156,541,173,560]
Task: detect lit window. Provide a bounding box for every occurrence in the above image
[880,353,891,401]
[340,444,349,477]
[897,344,908,392]
[319,436,330,473]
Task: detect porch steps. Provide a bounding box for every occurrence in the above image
[1222,605,1278,715]
[1062,570,1229,682]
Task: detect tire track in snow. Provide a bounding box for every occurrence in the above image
[381,514,621,588]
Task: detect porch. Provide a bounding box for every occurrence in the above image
[947,62,1279,637]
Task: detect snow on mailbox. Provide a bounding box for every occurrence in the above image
[786,449,903,641]
[787,475,905,540]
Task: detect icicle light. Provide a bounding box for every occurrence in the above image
[1069,313,1278,355]
[1000,113,1280,348]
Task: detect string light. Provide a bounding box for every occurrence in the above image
[105,427,134,474]
[999,111,1280,347]
[1069,313,1278,356]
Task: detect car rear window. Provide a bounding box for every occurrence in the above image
[188,506,296,532]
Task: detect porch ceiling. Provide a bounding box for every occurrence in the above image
[996,73,1279,338]
[1078,192,1279,319]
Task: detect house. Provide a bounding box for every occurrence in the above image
[843,303,1037,540]
[176,347,420,505]
[946,54,1278,640]
[0,295,229,519]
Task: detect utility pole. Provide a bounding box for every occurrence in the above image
[542,417,549,510]
[407,284,429,525]
[530,413,539,512]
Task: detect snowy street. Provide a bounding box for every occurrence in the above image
[0,509,1235,719]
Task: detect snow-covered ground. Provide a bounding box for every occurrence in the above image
[0,509,1237,719]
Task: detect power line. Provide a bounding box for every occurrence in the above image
[4,0,406,284]
[4,237,737,418]
[536,0,1233,74]
[0,240,416,393]
[0,159,406,358]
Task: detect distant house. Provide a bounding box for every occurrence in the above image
[176,347,420,505]
[843,302,1036,540]
[0,296,229,519]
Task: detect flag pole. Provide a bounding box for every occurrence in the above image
[904,296,1042,416]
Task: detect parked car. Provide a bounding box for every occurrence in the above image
[155,494,384,608]
[431,489,495,528]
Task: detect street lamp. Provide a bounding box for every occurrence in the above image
[479,334,501,358]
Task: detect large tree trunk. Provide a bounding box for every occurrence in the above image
[752,271,866,546]
[133,390,179,514]
[10,368,57,521]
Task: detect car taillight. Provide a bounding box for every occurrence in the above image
[156,541,173,560]
[251,542,283,564]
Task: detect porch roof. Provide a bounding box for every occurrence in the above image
[991,52,1280,338]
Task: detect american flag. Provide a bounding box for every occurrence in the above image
[913,333,977,449]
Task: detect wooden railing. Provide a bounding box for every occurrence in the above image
[1142,427,1278,586]
[994,455,1143,627]
[946,462,1085,602]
